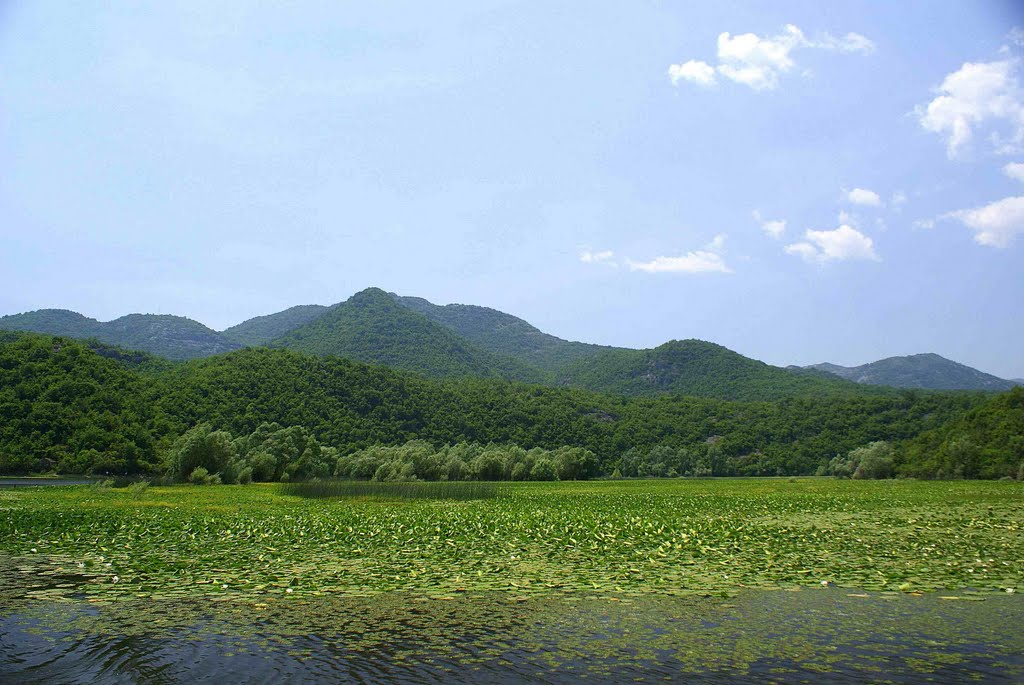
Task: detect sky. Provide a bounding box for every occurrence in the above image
[1,1,1023,378]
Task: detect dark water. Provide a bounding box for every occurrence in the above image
[0,479,92,487]
[1,588,1021,684]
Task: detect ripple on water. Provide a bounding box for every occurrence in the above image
[1,588,1022,684]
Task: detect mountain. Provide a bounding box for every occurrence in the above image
[558,339,881,402]
[807,353,1017,392]
[271,288,546,382]
[391,294,613,372]
[0,332,987,478]
[0,309,240,360]
[222,304,333,346]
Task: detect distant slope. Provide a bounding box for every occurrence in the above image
[808,353,1017,391]
[392,294,612,372]
[222,304,332,346]
[0,309,240,360]
[272,288,546,382]
[560,339,884,401]
[899,387,1024,479]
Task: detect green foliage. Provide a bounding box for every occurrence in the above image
[0,310,240,360]
[393,294,610,373]
[188,466,222,485]
[811,354,1018,391]
[898,387,1024,479]
[272,288,544,382]
[828,441,895,479]
[3,480,1021,602]
[0,332,158,474]
[560,340,888,402]
[166,424,235,481]
[0,332,1009,480]
[221,304,332,346]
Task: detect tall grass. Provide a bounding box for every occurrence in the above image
[281,480,501,501]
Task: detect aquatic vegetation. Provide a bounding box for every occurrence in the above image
[281,480,501,501]
[0,479,1020,603]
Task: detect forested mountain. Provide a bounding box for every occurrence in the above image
[559,339,883,402]
[899,387,1024,479]
[3,294,1015,400]
[221,304,333,346]
[2,332,1000,479]
[270,288,545,382]
[807,353,1018,391]
[0,309,240,360]
[391,294,612,372]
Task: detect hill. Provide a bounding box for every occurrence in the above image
[391,294,611,372]
[898,387,1024,479]
[0,309,240,360]
[271,288,546,382]
[222,304,332,346]
[558,339,883,402]
[0,332,984,477]
[807,353,1017,392]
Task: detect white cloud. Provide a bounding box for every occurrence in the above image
[891,191,907,209]
[627,251,732,274]
[916,59,1024,158]
[785,225,879,263]
[946,195,1024,247]
[845,187,882,207]
[1010,28,1024,48]
[752,210,786,238]
[668,60,716,87]
[913,218,936,230]
[1003,161,1024,182]
[838,209,858,226]
[669,24,874,91]
[704,233,727,251]
[579,249,616,265]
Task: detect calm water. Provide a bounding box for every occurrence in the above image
[1,587,1021,684]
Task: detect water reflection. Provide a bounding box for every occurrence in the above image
[1,588,1021,684]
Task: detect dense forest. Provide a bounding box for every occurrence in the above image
[2,331,1019,481]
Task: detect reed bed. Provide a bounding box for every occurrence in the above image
[280,479,501,501]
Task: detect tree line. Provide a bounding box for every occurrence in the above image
[1,333,1020,480]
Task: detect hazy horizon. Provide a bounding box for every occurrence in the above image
[2,2,1023,377]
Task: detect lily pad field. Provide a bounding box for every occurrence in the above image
[1,479,1022,682]
[1,478,1021,599]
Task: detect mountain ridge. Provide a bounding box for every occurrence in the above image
[806,353,1017,392]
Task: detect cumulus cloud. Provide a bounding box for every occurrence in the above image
[579,249,616,265]
[916,59,1024,157]
[627,251,732,274]
[891,191,907,209]
[913,218,936,230]
[945,195,1024,247]
[784,225,879,263]
[669,24,874,91]
[752,210,786,238]
[845,187,882,207]
[1003,161,1024,182]
[704,233,727,251]
[668,60,717,87]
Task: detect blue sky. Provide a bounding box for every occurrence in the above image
[1,2,1023,378]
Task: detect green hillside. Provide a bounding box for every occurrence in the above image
[560,339,888,402]
[271,288,546,382]
[898,387,1024,478]
[222,304,332,346]
[0,309,240,360]
[808,353,1018,391]
[0,332,988,478]
[392,294,610,372]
